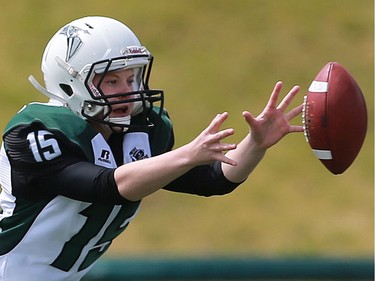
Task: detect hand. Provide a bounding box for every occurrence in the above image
[242,81,304,150]
[185,112,238,166]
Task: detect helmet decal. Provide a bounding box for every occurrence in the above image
[60,25,91,62]
[121,46,148,56]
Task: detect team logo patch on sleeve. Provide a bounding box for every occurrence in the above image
[123,133,151,163]
[129,147,149,161]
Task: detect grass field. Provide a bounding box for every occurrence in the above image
[0,0,373,260]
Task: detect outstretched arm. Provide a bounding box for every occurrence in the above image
[115,81,303,201]
[222,81,304,183]
[114,113,237,201]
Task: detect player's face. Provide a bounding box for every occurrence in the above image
[92,68,136,118]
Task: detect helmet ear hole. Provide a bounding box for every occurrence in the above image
[59,83,73,97]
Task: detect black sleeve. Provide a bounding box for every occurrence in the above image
[4,124,130,204]
[34,162,129,204]
[163,161,243,196]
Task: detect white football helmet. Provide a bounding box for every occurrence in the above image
[29,16,163,131]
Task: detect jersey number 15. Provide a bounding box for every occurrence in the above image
[27,130,62,162]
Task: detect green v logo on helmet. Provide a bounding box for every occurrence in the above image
[60,25,91,62]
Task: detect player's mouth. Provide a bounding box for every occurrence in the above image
[111,105,133,116]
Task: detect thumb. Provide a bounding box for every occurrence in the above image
[242,111,256,128]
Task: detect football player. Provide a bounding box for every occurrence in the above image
[0,16,303,280]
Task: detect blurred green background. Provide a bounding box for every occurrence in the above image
[0,0,373,259]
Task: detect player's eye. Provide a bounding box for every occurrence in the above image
[105,79,117,86]
[127,78,134,86]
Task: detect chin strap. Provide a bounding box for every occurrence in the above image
[28,75,67,105]
[107,116,131,132]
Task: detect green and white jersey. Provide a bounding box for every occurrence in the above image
[0,102,173,280]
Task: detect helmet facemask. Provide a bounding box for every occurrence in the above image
[82,54,164,132]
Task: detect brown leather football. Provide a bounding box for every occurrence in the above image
[303,62,367,174]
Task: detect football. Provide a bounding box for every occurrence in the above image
[302,62,367,174]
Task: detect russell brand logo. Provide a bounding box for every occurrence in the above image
[97,149,112,164]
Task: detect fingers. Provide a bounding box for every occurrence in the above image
[289,125,304,133]
[207,112,229,133]
[286,103,303,121]
[211,140,237,166]
[266,81,301,113]
[213,140,237,166]
[200,112,237,166]
[206,112,236,143]
[215,128,235,143]
[277,85,300,112]
[220,155,237,166]
[266,81,283,109]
